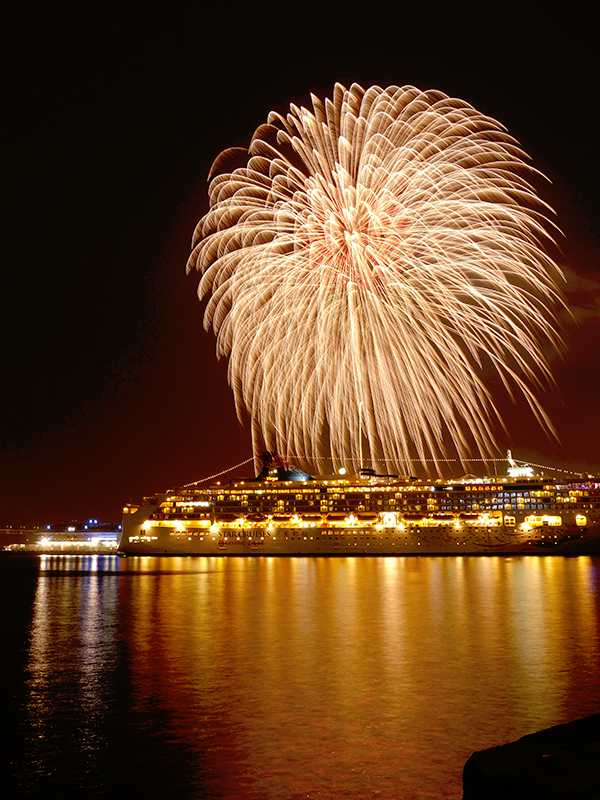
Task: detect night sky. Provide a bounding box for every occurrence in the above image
[3,10,599,528]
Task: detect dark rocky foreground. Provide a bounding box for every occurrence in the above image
[463,714,600,798]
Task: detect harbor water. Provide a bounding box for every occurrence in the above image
[3,554,600,798]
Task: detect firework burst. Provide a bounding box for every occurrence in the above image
[188,83,564,474]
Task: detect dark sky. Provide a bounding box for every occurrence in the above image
[2,10,599,527]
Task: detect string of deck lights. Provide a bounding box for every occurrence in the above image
[181,458,254,487]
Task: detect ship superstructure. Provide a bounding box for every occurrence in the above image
[120,454,600,556]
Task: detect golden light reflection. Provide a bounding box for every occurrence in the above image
[20,555,590,799]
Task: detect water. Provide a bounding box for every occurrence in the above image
[3,554,600,798]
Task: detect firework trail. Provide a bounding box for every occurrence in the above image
[188,83,564,474]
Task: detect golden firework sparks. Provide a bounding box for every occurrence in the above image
[188,83,564,474]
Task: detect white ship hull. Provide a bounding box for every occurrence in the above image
[122,527,600,556]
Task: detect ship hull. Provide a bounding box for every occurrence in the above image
[121,522,600,556]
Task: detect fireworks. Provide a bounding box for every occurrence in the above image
[187,83,564,474]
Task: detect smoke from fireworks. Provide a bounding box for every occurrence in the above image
[188,83,564,474]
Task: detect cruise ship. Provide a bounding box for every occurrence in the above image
[119,453,600,556]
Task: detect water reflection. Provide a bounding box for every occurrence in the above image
[12,555,600,799]
[18,559,124,795]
